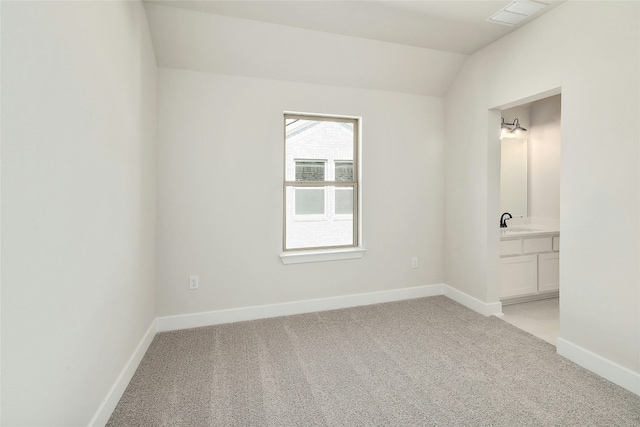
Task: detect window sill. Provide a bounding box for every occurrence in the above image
[280,247,367,265]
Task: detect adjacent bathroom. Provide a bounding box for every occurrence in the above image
[498,94,561,345]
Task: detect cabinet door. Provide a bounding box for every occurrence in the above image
[500,255,538,298]
[538,252,560,292]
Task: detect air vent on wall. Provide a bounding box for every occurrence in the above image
[487,1,547,26]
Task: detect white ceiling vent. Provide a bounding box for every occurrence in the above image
[487,1,548,26]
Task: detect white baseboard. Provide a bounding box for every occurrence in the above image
[156,284,503,332]
[557,338,640,396]
[157,284,445,332]
[442,284,503,316]
[88,320,157,427]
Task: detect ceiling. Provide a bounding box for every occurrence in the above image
[143,1,566,96]
[146,0,565,54]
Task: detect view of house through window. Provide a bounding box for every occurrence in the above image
[284,114,358,251]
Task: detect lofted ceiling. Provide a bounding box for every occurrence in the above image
[143,1,565,96]
[146,0,564,54]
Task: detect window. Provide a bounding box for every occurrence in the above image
[296,160,325,181]
[334,188,353,215]
[295,187,325,215]
[335,161,353,182]
[294,161,326,215]
[284,114,359,251]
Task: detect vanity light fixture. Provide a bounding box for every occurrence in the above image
[500,118,512,138]
[511,118,527,137]
[501,118,527,138]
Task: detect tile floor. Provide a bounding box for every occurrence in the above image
[500,297,559,345]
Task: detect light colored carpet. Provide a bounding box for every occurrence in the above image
[108,296,640,426]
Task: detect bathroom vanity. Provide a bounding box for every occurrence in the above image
[500,222,559,304]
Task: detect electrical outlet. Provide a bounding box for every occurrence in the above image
[189,275,199,290]
[411,257,418,269]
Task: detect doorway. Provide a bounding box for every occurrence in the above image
[495,91,562,345]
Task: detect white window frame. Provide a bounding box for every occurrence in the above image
[281,113,363,262]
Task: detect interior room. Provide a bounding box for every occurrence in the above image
[2,1,639,425]
[499,94,562,344]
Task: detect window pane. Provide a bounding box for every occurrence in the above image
[285,185,354,250]
[284,115,357,251]
[295,188,324,215]
[335,161,353,182]
[296,161,325,182]
[285,119,353,182]
[285,217,354,250]
[335,188,353,214]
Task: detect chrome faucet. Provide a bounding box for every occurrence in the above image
[500,212,512,228]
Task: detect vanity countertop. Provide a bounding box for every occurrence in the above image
[500,218,560,239]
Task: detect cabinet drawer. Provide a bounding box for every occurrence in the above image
[552,236,560,251]
[523,237,552,253]
[500,240,521,256]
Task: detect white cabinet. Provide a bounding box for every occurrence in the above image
[523,237,552,253]
[500,255,537,298]
[500,233,559,300]
[500,240,521,256]
[538,252,560,292]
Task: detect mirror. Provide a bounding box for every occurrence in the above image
[500,137,527,217]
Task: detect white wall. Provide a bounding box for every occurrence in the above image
[1,1,157,425]
[0,2,4,422]
[529,94,561,219]
[445,0,639,379]
[156,69,444,316]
